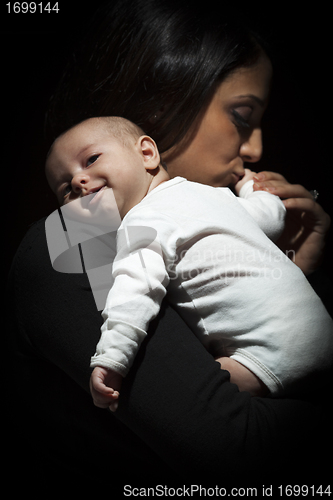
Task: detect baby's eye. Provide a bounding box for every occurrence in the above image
[64,184,72,195]
[86,154,100,167]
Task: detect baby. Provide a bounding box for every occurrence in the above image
[45,116,333,410]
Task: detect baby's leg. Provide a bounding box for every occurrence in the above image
[216,356,268,397]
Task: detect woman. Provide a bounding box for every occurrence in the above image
[8,0,332,490]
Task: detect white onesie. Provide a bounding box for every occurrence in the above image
[90,177,333,395]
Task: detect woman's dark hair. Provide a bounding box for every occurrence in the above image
[45,0,267,153]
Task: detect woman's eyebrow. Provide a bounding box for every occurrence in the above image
[235,94,265,107]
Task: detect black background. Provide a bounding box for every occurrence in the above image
[4,2,333,279]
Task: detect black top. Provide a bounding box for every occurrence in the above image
[6,217,332,492]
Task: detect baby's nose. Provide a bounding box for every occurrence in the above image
[71,173,90,194]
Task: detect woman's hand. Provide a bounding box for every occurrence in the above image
[253,171,331,276]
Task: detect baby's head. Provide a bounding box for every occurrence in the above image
[45,116,169,218]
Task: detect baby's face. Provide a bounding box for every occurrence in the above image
[45,118,154,219]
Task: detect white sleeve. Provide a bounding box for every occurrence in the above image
[90,217,170,376]
[237,180,286,241]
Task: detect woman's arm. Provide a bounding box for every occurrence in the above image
[7,218,331,485]
[118,301,331,483]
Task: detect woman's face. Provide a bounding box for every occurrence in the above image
[162,53,273,187]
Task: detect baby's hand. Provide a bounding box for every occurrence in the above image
[234,168,256,195]
[90,366,123,412]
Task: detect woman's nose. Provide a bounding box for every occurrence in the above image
[240,128,263,163]
[71,173,90,194]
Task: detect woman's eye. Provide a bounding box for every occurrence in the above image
[86,154,100,167]
[231,107,252,131]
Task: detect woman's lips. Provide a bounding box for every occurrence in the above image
[231,173,243,184]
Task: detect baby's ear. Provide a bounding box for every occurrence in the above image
[138,135,160,170]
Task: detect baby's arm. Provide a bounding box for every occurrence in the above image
[89,213,170,409]
[235,169,286,242]
[90,366,123,412]
[215,356,268,397]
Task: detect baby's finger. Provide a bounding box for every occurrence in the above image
[109,401,119,412]
[92,391,119,409]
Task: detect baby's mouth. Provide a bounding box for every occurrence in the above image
[90,185,104,195]
[88,186,108,206]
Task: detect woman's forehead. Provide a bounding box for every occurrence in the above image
[218,54,272,102]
